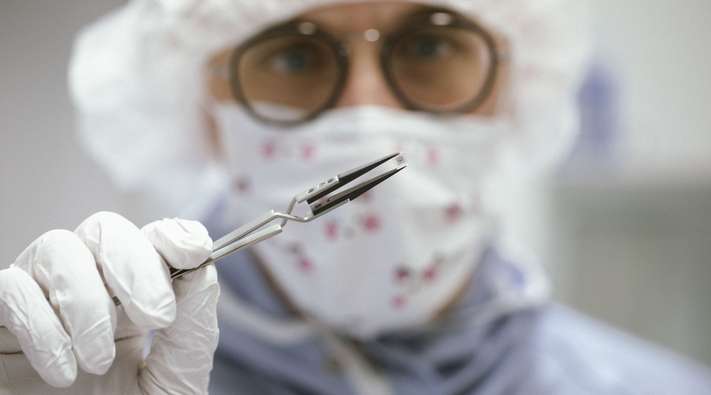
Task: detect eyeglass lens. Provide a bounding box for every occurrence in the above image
[231,15,495,124]
[386,26,494,112]
[235,34,341,123]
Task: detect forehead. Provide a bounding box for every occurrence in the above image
[297,1,434,33]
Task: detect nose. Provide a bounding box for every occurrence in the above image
[335,40,402,109]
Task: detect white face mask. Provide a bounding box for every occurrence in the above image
[214,104,513,339]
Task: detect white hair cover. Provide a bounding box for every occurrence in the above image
[69,0,590,217]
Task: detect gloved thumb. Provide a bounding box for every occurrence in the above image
[138,219,221,395]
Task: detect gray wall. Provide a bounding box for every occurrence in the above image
[0,0,125,263]
[544,0,711,365]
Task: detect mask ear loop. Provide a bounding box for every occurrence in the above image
[195,61,237,219]
[201,42,238,156]
[491,36,516,125]
[200,96,229,163]
[200,42,235,162]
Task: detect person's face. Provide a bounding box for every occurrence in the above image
[204,2,510,321]
[207,1,508,127]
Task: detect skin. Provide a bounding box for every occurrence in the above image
[205,1,510,324]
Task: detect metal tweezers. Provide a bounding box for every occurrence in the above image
[112,152,405,306]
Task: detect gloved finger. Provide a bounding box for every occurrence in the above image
[0,266,77,388]
[142,218,213,270]
[139,265,220,395]
[13,229,117,376]
[74,211,176,330]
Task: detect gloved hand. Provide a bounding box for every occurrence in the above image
[0,212,220,394]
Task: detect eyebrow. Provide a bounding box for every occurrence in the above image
[387,5,454,31]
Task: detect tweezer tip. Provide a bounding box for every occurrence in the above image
[385,152,400,160]
[350,162,406,200]
[339,152,402,180]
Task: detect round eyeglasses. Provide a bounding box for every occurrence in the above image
[226,9,502,126]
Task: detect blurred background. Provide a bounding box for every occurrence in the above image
[1,0,710,366]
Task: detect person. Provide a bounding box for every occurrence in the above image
[1,1,710,394]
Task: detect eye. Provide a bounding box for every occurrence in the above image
[265,43,322,75]
[398,33,455,60]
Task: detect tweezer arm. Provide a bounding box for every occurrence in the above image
[112,209,305,306]
[168,197,351,282]
[168,222,283,280]
[168,206,311,280]
[172,208,303,277]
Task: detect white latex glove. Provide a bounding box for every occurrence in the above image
[0,212,220,394]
